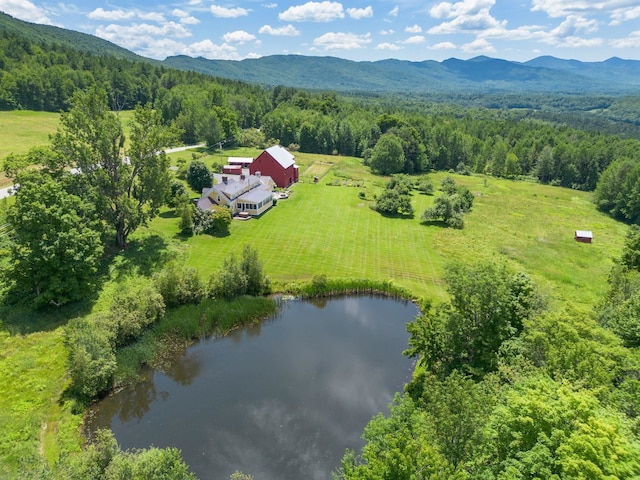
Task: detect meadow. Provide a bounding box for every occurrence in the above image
[0,112,631,477]
[159,148,626,307]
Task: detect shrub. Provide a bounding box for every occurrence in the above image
[209,245,269,298]
[193,207,232,236]
[104,283,166,347]
[155,266,205,308]
[64,318,116,400]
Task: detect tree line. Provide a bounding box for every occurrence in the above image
[3,26,640,204]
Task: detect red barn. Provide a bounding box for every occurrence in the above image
[249,145,299,188]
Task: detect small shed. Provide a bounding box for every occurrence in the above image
[575,230,593,243]
[222,164,242,175]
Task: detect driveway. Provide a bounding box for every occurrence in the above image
[0,185,15,199]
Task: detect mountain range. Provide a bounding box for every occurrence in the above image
[162,54,640,95]
[2,11,640,95]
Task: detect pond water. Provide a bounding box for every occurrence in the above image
[85,296,418,480]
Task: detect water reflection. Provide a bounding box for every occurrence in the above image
[86,296,417,480]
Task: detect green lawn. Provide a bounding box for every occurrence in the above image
[152,154,626,306]
[0,111,61,187]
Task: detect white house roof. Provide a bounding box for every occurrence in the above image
[265,145,295,169]
[575,230,593,238]
[239,187,273,204]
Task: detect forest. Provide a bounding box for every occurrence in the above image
[1,17,640,480]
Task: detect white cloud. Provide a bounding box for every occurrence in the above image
[533,14,601,47]
[347,6,373,19]
[223,30,257,43]
[430,0,495,19]
[259,24,301,36]
[405,24,422,33]
[138,12,166,22]
[186,39,241,59]
[404,35,426,44]
[211,5,250,18]
[429,41,456,50]
[531,0,640,19]
[388,6,399,17]
[428,0,505,35]
[0,0,55,24]
[376,42,402,50]
[380,29,395,35]
[279,1,344,22]
[179,14,200,25]
[530,0,591,18]
[313,31,372,50]
[88,8,135,21]
[263,3,278,8]
[461,37,496,54]
[95,22,192,47]
[610,29,640,48]
[610,5,640,25]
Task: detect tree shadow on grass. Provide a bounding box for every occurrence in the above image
[421,219,450,228]
[0,297,96,335]
[109,233,178,280]
[159,210,178,219]
[378,211,415,220]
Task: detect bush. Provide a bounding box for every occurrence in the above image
[416,176,434,195]
[155,266,205,308]
[64,318,116,400]
[209,245,269,298]
[193,207,232,236]
[102,283,166,347]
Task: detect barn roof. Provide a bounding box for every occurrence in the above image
[265,145,295,169]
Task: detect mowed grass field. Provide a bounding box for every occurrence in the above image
[0,111,60,187]
[153,150,627,307]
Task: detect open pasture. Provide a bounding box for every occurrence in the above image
[152,153,627,306]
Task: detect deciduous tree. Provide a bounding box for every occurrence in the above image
[6,172,103,307]
[52,86,175,249]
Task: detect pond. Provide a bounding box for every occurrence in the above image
[86,296,418,480]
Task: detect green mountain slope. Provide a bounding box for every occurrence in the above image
[0,11,151,62]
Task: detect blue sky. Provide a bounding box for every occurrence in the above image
[2,0,640,62]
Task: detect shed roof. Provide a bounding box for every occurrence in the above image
[228,156,253,165]
[265,145,295,169]
[575,230,593,238]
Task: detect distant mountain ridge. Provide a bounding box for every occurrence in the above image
[163,54,640,95]
[2,10,639,95]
